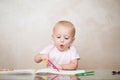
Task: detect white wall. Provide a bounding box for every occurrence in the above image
[0,0,120,69]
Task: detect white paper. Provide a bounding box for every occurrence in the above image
[0,68,85,75]
[0,69,35,75]
[36,68,85,75]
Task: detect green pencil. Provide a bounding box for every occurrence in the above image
[75,71,94,76]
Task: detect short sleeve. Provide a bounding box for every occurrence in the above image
[70,46,80,60]
[40,44,54,54]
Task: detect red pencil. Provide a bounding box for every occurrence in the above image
[48,59,59,71]
[51,75,58,80]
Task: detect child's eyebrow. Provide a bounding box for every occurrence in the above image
[64,35,69,37]
[56,34,61,36]
[64,35,71,37]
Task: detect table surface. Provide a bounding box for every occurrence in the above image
[0,70,120,80]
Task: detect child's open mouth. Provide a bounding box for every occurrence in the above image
[60,44,64,48]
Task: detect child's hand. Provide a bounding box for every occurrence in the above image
[56,64,62,70]
[34,53,49,63]
[40,54,49,61]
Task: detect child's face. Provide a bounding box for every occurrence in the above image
[52,24,75,51]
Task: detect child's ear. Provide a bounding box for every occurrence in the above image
[71,37,75,43]
[73,37,75,41]
[51,34,54,40]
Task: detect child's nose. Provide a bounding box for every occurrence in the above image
[60,38,64,42]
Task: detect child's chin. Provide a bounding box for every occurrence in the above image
[58,48,65,52]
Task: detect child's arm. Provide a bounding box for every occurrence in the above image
[57,59,78,70]
[62,59,78,70]
[34,53,48,63]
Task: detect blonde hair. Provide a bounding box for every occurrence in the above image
[53,20,76,37]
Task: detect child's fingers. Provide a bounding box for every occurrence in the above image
[44,61,48,65]
[41,54,49,60]
[56,64,62,70]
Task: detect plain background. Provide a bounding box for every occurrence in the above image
[0,0,120,70]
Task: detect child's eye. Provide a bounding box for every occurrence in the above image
[57,36,61,38]
[65,37,69,40]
